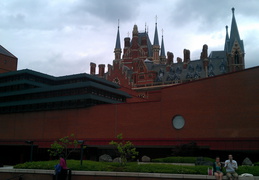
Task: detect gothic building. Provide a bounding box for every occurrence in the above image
[90,8,245,98]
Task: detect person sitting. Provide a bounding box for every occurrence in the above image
[225,154,238,180]
[213,157,223,180]
[59,154,68,180]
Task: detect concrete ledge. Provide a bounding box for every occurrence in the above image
[0,168,259,179]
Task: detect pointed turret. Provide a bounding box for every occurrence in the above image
[153,22,159,46]
[229,7,244,52]
[133,24,138,37]
[160,34,166,64]
[115,25,121,49]
[226,8,245,72]
[224,26,230,52]
[230,8,240,43]
[114,21,122,60]
[160,35,165,57]
[152,19,160,64]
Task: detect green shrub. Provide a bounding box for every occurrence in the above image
[14,160,210,174]
[151,156,214,163]
[13,160,259,176]
[254,162,259,166]
[14,160,113,171]
[125,163,210,174]
[237,166,259,176]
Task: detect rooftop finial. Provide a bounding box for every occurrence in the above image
[226,25,228,31]
[232,7,235,15]
[118,19,120,29]
[155,15,158,24]
[161,28,164,37]
[145,22,147,32]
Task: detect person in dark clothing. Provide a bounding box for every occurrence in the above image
[59,154,68,180]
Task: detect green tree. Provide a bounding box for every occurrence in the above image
[109,133,138,166]
[48,133,79,159]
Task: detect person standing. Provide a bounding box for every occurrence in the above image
[225,155,238,180]
[213,157,223,180]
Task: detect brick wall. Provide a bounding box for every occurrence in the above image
[0,54,18,73]
[0,67,258,151]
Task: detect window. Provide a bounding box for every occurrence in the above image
[234,50,239,64]
[172,115,185,129]
[139,75,144,79]
[113,78,120,85]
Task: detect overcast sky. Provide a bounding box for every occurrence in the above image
[1,0,258,76]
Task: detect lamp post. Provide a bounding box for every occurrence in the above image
[77,140,84,166]
[25,141,34,162]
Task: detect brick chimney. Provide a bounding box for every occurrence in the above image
[107,64,112,75]
[123,37,130,55]
[90,62,96,75]
[183,49,190,69]
[98,64,105,77]
[124,37,130,47]
[177,57,182,63]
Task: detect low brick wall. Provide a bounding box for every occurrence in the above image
[0,169,258,180]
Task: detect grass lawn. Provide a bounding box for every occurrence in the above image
[14,160,259,176]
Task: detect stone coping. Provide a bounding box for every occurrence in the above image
[0,168,258,179]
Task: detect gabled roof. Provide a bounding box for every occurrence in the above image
[0,45,17,58]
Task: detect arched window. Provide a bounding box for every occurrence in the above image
[234,50,239,64]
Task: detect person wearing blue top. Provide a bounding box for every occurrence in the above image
[224,155,238,180]
[213,157,223,180]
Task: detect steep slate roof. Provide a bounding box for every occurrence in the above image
[229,8,244,53]
[153,23,159,46]
[160,35,165,57]
[145,54,228,83]
[115,26,121,49]
[137,32,153,57]
[0,45,17,58]
[224,26,230,52]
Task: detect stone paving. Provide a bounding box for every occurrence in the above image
[0,168,258,179]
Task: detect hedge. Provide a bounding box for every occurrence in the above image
[14,160,259,175]
[151,156,214,163]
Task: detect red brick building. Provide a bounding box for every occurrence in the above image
[91,8,245,99]
[0,45,18,73]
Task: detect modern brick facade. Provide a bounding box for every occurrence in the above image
[0,66,258,164]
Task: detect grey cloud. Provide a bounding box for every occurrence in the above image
[168,0,259,34]
[68,0,141,24]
